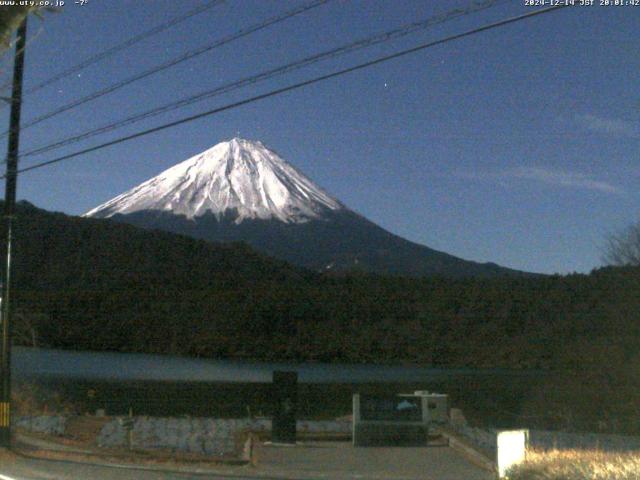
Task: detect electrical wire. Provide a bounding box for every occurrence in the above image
[20,0,508,160]
[7,5,568,179]
[0,0,332,138]
[13,0,224,100]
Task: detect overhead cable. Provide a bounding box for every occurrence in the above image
[11,0,225,101]
[21,0,507,160]
[1,0,332,136]
[10,5,568,178]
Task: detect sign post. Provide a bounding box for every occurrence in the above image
[272,371,297,444]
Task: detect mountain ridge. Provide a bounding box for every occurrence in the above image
[86,138,531,278]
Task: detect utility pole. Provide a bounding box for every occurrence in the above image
[0,18,27,449]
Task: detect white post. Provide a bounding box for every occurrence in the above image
[496,429,528,478]
[352,394,360,446]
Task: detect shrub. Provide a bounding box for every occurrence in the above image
[507,449,640,480]
[12,382,79,416]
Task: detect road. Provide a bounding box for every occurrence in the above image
[1,453,254,480]
[0,441,494,480]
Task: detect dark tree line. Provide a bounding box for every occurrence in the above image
[5,202,638,373]
[6,202,640,432]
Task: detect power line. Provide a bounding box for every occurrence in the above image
[12,0,224,101]
[0,0,332,138]
[9,5,568,179]
[20,0,508,160]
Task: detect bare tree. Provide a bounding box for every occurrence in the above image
[12,309,45,348]
[603,222,640,266]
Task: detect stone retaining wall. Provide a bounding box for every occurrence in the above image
[97,417,244,455]
[97,417,351,455]
[15,415,67,435]
[15,414,351,456]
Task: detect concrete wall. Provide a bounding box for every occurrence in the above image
[450,423,498,455]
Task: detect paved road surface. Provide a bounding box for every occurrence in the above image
[0,453,252,480]
[0,441,493,480]
[257,441,493,479]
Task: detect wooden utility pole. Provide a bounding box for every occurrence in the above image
[0,17,27,448]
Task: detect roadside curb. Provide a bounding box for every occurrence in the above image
[13,447,410,480]
[434,426,496,474]
[11,432,277,479]
[11,433,344,480]
[12,428,495,480]
[11,438,460,480]
[12,448,299,480]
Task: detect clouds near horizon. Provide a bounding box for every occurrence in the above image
[459,166,625,195]
[575,114,640,138]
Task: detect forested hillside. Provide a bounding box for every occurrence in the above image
[6,201,638,372]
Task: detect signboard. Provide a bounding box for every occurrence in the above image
[360,395,422,422]
[119,417,134,430]
[352,393,430,446]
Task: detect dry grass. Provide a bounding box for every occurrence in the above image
[0,447,18,462]
[507,448,640,480]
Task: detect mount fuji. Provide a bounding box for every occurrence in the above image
[86,138,524,277]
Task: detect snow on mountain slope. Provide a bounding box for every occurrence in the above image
[85,138,342,223]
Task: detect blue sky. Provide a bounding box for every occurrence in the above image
[0,0,638,274]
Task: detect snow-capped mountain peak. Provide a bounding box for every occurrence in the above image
[84,138,342,223]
